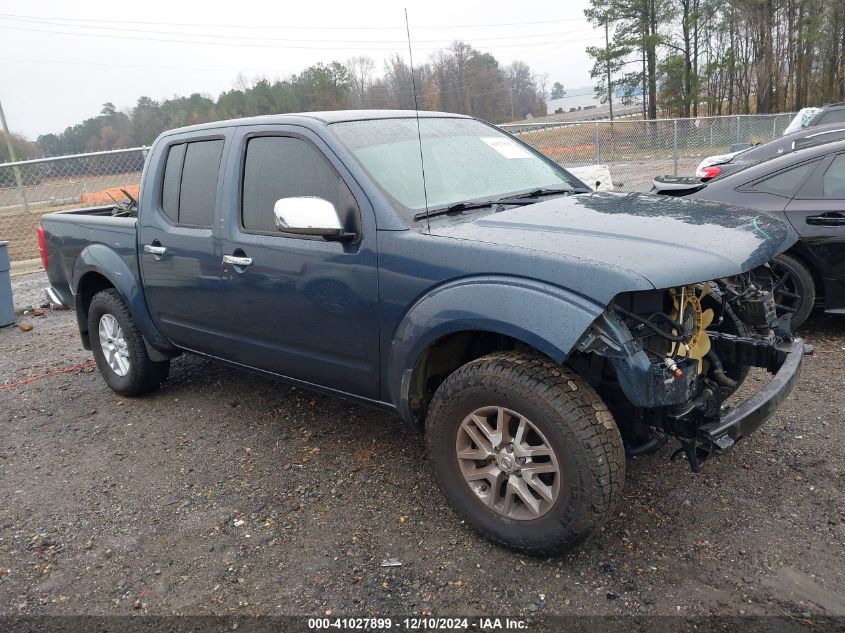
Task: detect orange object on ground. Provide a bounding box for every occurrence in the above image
[80,183,140,205]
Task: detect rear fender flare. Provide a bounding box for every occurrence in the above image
[72,244,174,355]
[387,276,605,423]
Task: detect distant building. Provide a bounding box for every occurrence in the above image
[545,86,599,115]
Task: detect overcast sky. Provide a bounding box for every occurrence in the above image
[0,0,603,140]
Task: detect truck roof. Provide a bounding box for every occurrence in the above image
[160,109,471,137]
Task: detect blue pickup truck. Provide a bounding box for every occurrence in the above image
[40,110,809,554]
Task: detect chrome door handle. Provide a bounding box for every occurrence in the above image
[223,255,253,267]
[143,244,167,255]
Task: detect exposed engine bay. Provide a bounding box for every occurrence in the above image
[572,270,806,471]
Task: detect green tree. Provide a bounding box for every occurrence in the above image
[131,97,167,146]
[550,82,566,99]
[216,89,249,119]
[656,52,686,113]
[506,61,543,119]
[35,133,63,157]
[586,0,673,119]
[585,0,632,119]
[466,52,506,121]
[293,62,352,110]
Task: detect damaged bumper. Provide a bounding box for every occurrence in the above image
[578,309,812,470]
[699,337,811,451]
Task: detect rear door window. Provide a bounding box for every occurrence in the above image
[822,154,845,198]
[751,160,818,197]
[159,138,224,226]
[161,143,186,222]
[179,140,224,226]
[816,110,845,126]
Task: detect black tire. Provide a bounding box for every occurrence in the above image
[766,254,815,330]
[425,351,625,555]
[87,289,169,396]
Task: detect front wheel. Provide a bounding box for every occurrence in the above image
[754,254,816,330]
[88,289,169,396]
[425,351,625,555]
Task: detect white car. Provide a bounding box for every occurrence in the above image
[694,147,753,178]
[782,107,823,135]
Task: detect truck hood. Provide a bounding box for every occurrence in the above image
[429,191,796,289]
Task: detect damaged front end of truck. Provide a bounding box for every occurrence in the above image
[570,272,812,471]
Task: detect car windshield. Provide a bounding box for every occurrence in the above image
[330,117,585,223]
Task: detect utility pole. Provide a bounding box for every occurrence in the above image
[604,20,614,121]
[509,87,514,120]
[0,97,29,211]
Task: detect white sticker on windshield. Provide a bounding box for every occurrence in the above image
[481,137,533,159]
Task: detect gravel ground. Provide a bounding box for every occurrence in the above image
[1,272,844,621]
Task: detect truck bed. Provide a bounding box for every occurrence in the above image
[41,205,139,309]
[44,204,135,219]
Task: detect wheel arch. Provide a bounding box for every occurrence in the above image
[386,276,605,428]
[75,270,115,348]
[72,244,175,356]
[782,243,824,302]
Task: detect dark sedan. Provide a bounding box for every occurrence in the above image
[696,122,845,181]
[654,138,845,328]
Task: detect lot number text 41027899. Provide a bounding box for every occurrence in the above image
[307,617,528,630]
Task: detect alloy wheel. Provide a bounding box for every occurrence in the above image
[456,406,560,520]
[98,313,130,377]
[768,260,805,316]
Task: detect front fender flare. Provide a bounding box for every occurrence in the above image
[387,276,605,424]
[72,244,174,354]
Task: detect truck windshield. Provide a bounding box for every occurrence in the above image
[330,117,585,223]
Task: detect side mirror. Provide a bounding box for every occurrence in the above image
[273,197,355,242]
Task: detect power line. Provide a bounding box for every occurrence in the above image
[0,28,601,88]
[519,40,573,64]
[0,12,589,31]
[0,23,568,51]
[0,34,602,102]
[0,48,589,108]
[0,56,294,74]
[0,57,549,102]
[0,14,591,44]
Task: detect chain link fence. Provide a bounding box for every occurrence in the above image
[0,148,146,263]
[0,113,795,264]
[503,112,796,191]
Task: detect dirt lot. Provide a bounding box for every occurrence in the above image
[1,272,844,623]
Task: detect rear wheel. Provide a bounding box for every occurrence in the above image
[425,351,625,555]
[88,289,169,396]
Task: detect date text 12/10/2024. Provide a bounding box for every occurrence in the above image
[307,617,528,630]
